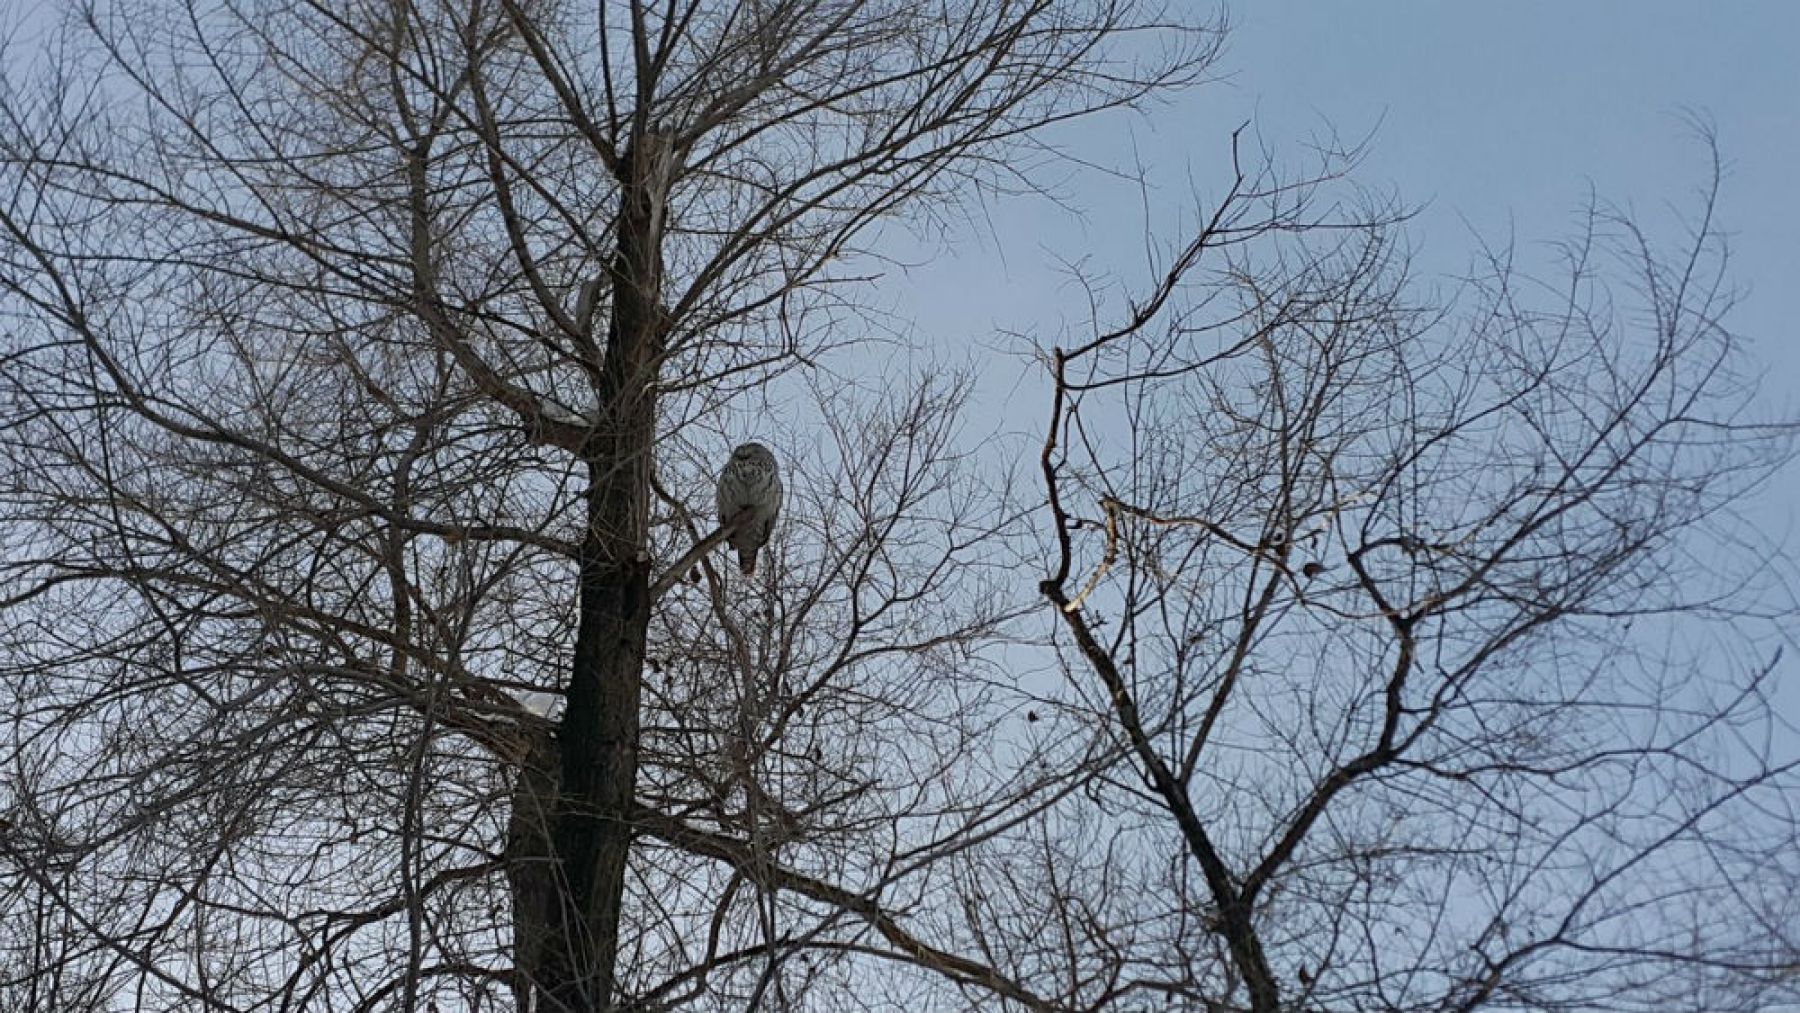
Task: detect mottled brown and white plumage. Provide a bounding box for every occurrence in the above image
[716,442,782,575]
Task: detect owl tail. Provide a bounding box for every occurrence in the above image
[738,547,757,575]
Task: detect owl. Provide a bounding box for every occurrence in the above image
[715,442,782,575]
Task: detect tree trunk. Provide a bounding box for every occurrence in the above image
[506,733,559,1011]
[512,130,678,1013]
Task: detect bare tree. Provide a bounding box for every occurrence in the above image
[0,0,1217,1010]
[3,2,1796,1013]
[1028,138,1800,1012]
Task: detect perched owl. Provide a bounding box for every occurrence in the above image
[715,442,782,575]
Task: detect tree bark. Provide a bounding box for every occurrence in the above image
[506,733,560,1012]
[513,129,678,1013]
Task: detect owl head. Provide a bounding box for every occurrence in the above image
[732,441,774,463]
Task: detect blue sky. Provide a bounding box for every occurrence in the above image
[899,4,1797,369]
[1228,3,1800,562]
[876,3,1800,746]
[894,2,1799,519]
[1218,4,1799,316]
